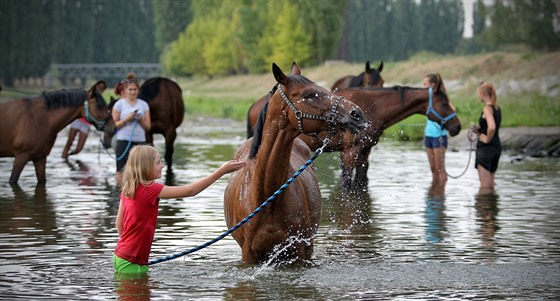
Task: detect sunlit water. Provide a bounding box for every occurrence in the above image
[1,118,559,300]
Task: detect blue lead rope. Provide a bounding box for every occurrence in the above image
[102,120,138,161]
[148,141,329,265]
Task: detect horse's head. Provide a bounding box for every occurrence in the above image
[361,61,384,88]
[84,83,116,148]
[273,62,366,137]
[426,84,461,136]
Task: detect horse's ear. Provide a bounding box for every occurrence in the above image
[377,61,384,72]
[365,61,371,73]
[434,82,440,94]
[272,63,289,85]
[291,61,301,75]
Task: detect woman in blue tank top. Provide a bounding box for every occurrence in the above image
[423,73,449,185]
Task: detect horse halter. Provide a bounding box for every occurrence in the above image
[276,83,341,138]
[83,99,111,131]
[426,87,457,125]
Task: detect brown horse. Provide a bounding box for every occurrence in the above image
[223,63,366,264]
[0,84,115,184]
[330,60,384,92]
[246,61,384,139]
[139,77,184,172]
[299,84,462,189]
[109,77,184,172]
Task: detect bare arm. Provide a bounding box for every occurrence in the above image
[116,199,124,235]
[480,105,496,144]
[158,160,246,199]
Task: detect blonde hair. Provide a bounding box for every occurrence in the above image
[121,145,158,199]
[424,73,447,93]
[477,82,498,106]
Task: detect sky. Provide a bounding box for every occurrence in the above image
[463,0,475,38]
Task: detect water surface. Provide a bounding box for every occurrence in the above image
[1,118,559,300]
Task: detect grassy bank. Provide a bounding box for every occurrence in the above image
[2,51,558,141]
[178,50,560,140]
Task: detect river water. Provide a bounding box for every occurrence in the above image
[1,117,559,300]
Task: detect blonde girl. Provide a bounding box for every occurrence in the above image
[113,145,246,274]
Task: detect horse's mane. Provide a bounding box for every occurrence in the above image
[249,99,269,159]
[139,77,161,102]
[42,89,88,110]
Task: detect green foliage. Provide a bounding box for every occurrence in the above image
[152,0,192,52]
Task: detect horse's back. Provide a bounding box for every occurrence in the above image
[141,77,184,128]
[331,76,353,92]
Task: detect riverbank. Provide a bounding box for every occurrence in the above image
[449,126,560,157]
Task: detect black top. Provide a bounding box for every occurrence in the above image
[477,105,501,148]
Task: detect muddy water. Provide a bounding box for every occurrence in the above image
[1,117,559,300]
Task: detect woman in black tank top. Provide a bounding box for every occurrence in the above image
[474,82,502,189]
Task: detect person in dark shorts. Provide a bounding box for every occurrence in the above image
[423,73,450,185]
[474,82,502,189]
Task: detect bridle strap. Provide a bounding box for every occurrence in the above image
[84,99,110,131]
[276,83,341,138]
[425,87,457,126]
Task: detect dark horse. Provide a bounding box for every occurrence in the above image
[246,61,383,139]
[139,77,184,172]
[0,84,116,184]
[109,77,184,172]
[299,83,462,189]
[223,63,366,264]
[330,60,384,92]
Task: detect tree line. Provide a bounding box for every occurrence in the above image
[0,0,558,86]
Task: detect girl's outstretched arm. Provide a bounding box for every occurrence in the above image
[159,160,246,199]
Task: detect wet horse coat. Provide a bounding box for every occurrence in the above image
[223,63,366,263]
[301,85,462,189]
[246,61,384,139]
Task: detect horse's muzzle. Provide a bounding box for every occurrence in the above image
[343,107,367,134]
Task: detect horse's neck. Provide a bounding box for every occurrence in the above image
[376,89,427,128]
[252,106,299,200]
[45,106,82,133]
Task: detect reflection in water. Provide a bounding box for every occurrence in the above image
[325,186,374,234]
[424,183,447,244]
[475,187,500,247]
[114,272,151,300]
[64,159,96,186]
[225,281,257,301]
[1,184,61,252]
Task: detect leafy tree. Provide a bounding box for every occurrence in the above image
[152,0,192,52]
[265,1,312,70]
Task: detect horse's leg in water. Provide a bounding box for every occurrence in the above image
[33,157,47,184]
[353,148,372,190]
[339,149,359,189]
[9,154,30,184]
[164,129,177,172]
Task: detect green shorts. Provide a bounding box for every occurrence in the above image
[113,254,149,274]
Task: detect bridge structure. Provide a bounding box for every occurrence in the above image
[46,63,162,86]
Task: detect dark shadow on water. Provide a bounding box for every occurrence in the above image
[475,187,500,247]
[425,182,447,244]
